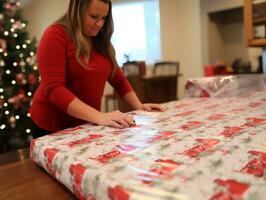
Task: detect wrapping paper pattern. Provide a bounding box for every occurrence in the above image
[31,78,266,200]
[185,74,266,98]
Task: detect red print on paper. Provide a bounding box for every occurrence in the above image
[210,179,249,200]
[240,150,266,177]
[248,102,263,108]
[44,148,58,176]
[30,139,36,159]
[180,121,205,131]
[69,164,94,200]
[116,144,137,153]
[207,114,225,121]
[182,139,220,158]
[30,139,35,152]
[51,126,83,136]
[93,150,121,163]
[92,144,138,163]
[242,117,266,127]
[219,127,243,138]
[108,185,130,200]
[66,134,104,147]
[138,159,180,184]
[146,131,175,143]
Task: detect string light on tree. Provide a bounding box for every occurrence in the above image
[0,0,39,149]
[0,125,6,130]
[0,60,5,66]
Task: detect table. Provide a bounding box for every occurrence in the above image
[0,148,75,200]
[31,84,266,199]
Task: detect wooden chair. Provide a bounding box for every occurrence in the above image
[104,92,118,112]
[153,61,180,76]
[116,61,146,112]
[122,61,146,76]
[150,61,181,100]
[105,61,146,112]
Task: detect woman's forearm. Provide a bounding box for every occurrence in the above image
[123,91,143,110]
[67,97,102,124]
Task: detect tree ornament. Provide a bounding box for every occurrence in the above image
[13,20,23,30]
[9,116,16,128]
[27,73,36,86]
[15,73,25,85]
[0,39,7,52]
[4,2,18,13]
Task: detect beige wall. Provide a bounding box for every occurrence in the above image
[201,0,264,71]
[208,9,249,65]
[160,0,203,98]
[201,0,244,65]
[22,0,69,40]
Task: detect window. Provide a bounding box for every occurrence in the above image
[112,0,161,66]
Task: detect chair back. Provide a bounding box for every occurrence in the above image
[122,61,146,76]
[153,61,179,76]
[117,61,146,112]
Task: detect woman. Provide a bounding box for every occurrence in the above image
[30,0,165,138]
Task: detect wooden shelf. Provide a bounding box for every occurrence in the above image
[254,16,266,25]
[253,1,266,25]
[247,38,266,46]
[244,0,266,47]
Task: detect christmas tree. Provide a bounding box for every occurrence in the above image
[0,0,39,152]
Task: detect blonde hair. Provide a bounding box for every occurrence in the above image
[56,0,118,76]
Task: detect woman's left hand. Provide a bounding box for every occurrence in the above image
[139,103,167,112]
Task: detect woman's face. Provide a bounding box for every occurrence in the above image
[82,0,109,37]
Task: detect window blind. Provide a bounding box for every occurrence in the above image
[112,0,161,66]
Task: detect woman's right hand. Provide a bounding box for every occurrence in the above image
[98,110,136,128]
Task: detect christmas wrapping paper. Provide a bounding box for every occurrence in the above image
[185,74,266,98]
[31,76,266,200]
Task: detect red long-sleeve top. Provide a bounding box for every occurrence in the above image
[30,24,133,131]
